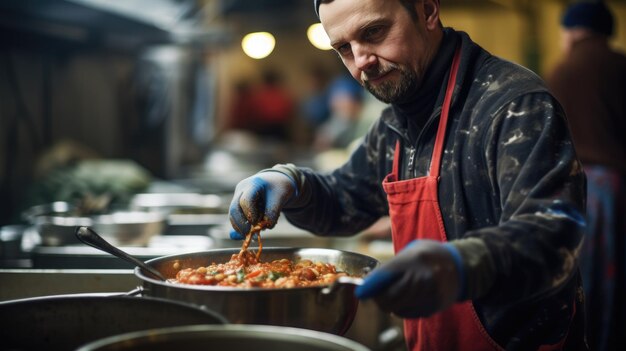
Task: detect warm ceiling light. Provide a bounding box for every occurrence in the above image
[241,32,276,59]
[307,23,332,50]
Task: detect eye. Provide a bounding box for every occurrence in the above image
[335,43,352,57]
[363,25,385,42]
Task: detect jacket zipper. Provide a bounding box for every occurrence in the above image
[407,147,417,174]
[412,106,443,177]
[386,106,443,179]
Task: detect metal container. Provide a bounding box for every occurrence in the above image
[0,294,227,351]
[0,225,26,259]
[22,202,89,246]
[33,211,165,247]
[130,193,225,213]
[135,247,379,335]
[130,193,228,235]
[77,324,371,351]
[92,211,165,246]
[35,214,94,246]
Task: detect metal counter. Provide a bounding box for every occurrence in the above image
[0,269,138,301]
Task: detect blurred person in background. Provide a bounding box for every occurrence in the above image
[225,69,296,143]
[226,79,256,131]
[251,68,296,142]
[546,2,626,350]
[300,64,332,133]
[229,0,588,349]
[313,74,365,151]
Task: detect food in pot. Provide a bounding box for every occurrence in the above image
[172,251,349,288]
[239,222,267,260]
[171,221,357,288]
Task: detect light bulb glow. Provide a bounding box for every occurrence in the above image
[307,23,332,50]
[241,32,276,59]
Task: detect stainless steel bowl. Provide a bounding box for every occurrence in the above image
[76,324,371,351]
[33,211,165,247]
[130,193,225,213]
[92,211,165,246]
[35,215,93,246]
[22,201,77,221]
[135,247,379,335]
[130,193,229,235]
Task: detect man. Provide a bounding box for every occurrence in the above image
[229,0,588,349]
[546,2,626,350]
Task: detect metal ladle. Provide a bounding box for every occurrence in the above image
[75,226,166,281]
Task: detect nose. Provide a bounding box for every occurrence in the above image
[353,44,376,71]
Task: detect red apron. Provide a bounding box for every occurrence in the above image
[382,47,503,351]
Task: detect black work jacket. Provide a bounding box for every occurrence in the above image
[282,29,588,349]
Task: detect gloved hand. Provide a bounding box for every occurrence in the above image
[355,239,465,318]
[229,170,297,239]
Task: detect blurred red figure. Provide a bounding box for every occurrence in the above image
[226,69,295,143]
[227,80,256,130]
[249,69,295,141]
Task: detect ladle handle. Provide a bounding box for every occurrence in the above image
[75,226,166,281]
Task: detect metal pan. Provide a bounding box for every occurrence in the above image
[0,293,227,351]
[135,247,380,335]
[77,324,371,351]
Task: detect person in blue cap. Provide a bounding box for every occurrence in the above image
[313,74,365,151]
[230,1,588,349]
[547,2,626,350]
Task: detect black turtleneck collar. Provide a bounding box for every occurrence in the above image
[392,28,459,142]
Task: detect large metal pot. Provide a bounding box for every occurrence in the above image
[77,324,371,351]
[0,293,227,351]
[135,247,380,335]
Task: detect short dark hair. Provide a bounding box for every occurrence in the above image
[399,0,420,20]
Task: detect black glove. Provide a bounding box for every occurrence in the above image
[355,239,465,318]
[229,170,297,239]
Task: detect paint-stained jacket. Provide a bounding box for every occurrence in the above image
[277,29,588,349]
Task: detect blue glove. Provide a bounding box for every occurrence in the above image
[355,239,465,319]
[229,170,297,239]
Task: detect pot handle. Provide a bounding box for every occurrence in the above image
[125,286,144,297]
[321,276,364,295]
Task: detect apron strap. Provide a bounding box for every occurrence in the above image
[389,45,461,182]
[392,139,401,179]
[429,45,462,178]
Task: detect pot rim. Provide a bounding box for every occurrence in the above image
[135,247,379,292]
[0,292,228,324]
[76,324,371,351]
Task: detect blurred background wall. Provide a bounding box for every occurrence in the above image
[1,0,625,226]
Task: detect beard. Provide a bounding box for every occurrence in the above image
[361,62,418,104]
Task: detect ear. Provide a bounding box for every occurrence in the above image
[422,0,441,30]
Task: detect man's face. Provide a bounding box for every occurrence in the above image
[319,0,440,103]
